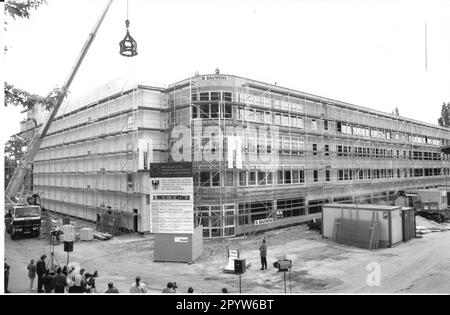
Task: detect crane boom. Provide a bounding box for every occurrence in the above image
[5,0,114,201]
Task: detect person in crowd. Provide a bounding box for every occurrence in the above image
[27,259,37,291]
[43,269,54,293]
[53,267,67,294]
[72,268,86,293]
[104,282,119,293]
[162,282,176,293]
[222,288,228,293]
[187,287,194,293]
[4,258,10,293]
[129,276,147,293]
[259,238,268,270]
[67,266,76,293]
[61,265,68,276]
[86,270,98,293]
[36,255,47,293]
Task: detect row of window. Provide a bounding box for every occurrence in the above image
[337,168,447,181]
[336,145,444,160]
[337,121,442,146]
[188,92,445,147]
[195,167,449,187]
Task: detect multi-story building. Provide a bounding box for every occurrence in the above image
[16,74,450,237]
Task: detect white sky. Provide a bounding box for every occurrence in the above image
[1,0,450,145]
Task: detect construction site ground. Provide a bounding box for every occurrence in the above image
[5,221,450,294]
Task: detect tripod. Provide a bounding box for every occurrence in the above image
[46,235,61,272]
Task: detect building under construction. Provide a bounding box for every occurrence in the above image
[16,73,450,237]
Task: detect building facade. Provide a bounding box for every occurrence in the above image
[17,74,450,237]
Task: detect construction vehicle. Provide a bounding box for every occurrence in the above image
[392,189,450,223]
[4,0,114,239]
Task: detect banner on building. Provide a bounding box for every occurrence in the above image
[138,139,153,170]
[227,136,243,169]
[149,162,193,234]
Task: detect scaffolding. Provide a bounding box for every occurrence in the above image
[16,73,450,238]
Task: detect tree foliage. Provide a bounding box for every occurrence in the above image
[4,0,47,19]
[4,82,64,111]
[4,135,25,159]
[438,102,450,127]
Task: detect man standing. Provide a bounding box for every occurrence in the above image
[129,276,147,293]
[53,267,67,293]
[27,259,37,291]
[104,282,119,293]
[162,282,176,293]
[43,270,54,293]
[36,255,47,293]
[73,268,86,293]
[259,238,267,270]
[4,259,10,293]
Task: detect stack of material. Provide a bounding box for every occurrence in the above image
[79,228,94,241]
[93,231,113,241]
[416,216,450,234]
[60,224,76,242]
[332,218,381,250]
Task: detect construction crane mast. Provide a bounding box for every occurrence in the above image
[5,0,114,202]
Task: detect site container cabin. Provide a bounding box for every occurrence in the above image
[322,204,415,248]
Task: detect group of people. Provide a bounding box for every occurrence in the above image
[4,238,269,294]
[26,255,99,293]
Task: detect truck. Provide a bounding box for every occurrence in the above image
[5,194,42,239]
[4,0,114,239]
[393,188,450,223]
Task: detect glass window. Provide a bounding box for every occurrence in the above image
[239,171,246,186]
[225,172,233,186]
[210,92,220,101]
[258,171,266,185]
[249,171,256,185]
[200,92,209,101]
[223,92,232,102]
[200,104,210,118]
[292,170,299,183]
[299,170,305,183]
[200,172,211,186]
[267,172,273,185]
[277,170,283,184]
[284,170,292,184]
[210,103,219,118]
[212,173,220,186]
[224,104,232,118]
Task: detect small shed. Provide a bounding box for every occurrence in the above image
[322,204,415,249]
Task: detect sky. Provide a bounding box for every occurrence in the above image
[1,0,450,145]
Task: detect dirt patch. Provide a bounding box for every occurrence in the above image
[288,270,344,291]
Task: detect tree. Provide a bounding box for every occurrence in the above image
[438,102,450,127]
[4,0,47,20]
[4,82,64,111]
[4,135,26,159]
[391,107,400,116]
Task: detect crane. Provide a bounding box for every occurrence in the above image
[5,0,115,239]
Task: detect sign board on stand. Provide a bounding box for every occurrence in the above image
[150,162,202,263]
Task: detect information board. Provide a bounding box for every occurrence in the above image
[149,162,194,234]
